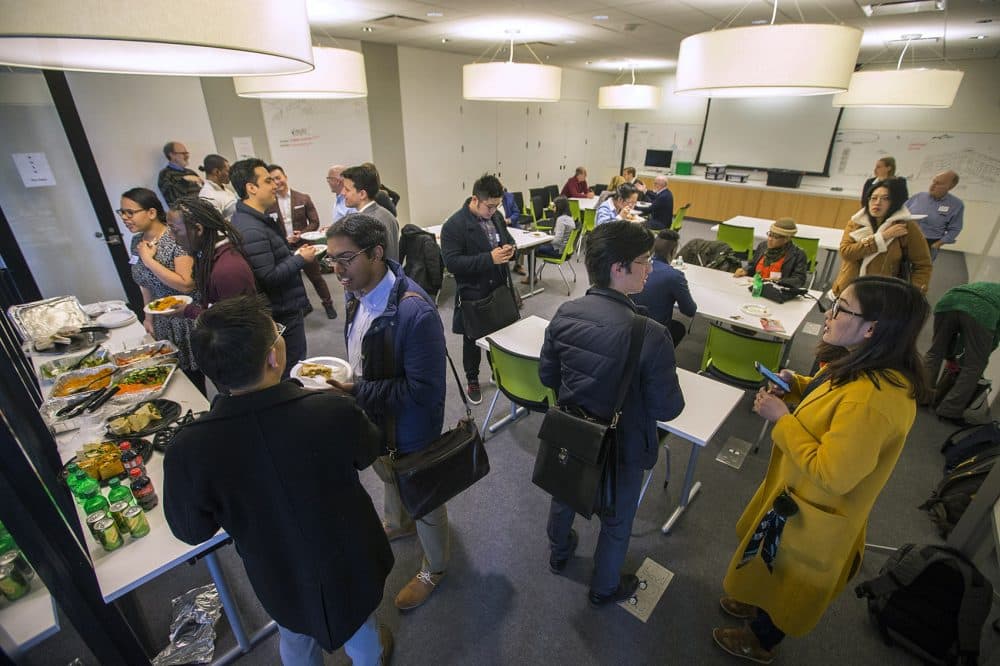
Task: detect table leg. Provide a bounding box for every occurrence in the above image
[204,550,250,652]
[661,443,703,534]
[487,401,527,433]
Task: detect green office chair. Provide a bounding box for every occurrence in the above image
[670,203,691,231]
[482,337,557,437]
[791,236,820,288]
[700,323,784,389]
[568,198,582,223]
[536,225,580,295]
[522,198,535,225]
[716,222,755,258]
[577,207,597,261]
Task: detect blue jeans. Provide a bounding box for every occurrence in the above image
[278,613,380,666]
[547,464,644,595]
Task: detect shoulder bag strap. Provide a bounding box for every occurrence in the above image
[609,316,646,427]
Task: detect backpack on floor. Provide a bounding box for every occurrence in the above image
[962,379,993,425]
[941,421,1000,472]
[855,544,993,666]
[919,454,998,538]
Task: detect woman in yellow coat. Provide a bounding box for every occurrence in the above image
[713,275,931,664]
[831,177,932,297]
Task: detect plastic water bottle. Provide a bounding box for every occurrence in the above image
[752,273,764,298]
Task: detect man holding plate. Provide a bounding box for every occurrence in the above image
[325,213,451,613]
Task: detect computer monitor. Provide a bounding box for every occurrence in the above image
[644,149,673,169]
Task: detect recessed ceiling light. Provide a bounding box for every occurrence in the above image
[751,19,767,25]
[970,35,987,39]
[593,15,608,21]
[427,12,444,17]
[441,38,450,43]
[362,26,374,33]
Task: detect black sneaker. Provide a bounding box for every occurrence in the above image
[467,381,482,405]
[549,529,578,575]
[589,574,639,608]
[323,302,338,319]
[303,303,314,316]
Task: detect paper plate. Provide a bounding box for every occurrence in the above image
[740,303,770,317]
[96,310,138,329]
[300,231,325,242]
[312,246,327,258]
[144,295,192,315]
[290,356,352,389]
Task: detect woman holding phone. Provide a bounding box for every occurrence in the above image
[831,177,931,297]
[713,275,930,663]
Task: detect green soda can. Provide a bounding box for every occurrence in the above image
[122,506,150,538]
[0,550,33,582]
[0,563,28,601]
[108,501,130,534]
[94,518,123,552]
[86,510,108,540]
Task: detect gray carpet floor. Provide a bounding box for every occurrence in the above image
[17,218,999,665]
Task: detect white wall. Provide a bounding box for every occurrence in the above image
[397,46,619,227]
[67,72,217,234]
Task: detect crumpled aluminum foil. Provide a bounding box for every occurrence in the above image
[151,583,222,665]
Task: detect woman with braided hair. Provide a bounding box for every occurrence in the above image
[162,196,258,320]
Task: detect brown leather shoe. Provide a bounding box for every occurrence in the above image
[378,624,394,665]
[394,570,444,610]
[383,521,416,542]
[712,626,776,664]
[720,596,758,620]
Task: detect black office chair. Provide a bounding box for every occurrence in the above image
[592,183,607,196]
[511,191,526,218]
[545,184,559,204]
[529,187,549,208]
[531,195,549,227]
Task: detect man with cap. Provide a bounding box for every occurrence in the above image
[733,218,809,288]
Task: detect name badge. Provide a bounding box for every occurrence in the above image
[269,213,279,221]
[129,254,139,265]
[938,205,950,213]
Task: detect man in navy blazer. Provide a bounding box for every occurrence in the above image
[645,175,674,231]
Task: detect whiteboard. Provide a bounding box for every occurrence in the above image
[622,123,702,171]
[697,97,841,173]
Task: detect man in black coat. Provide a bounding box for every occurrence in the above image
[540,221,684,607]
[229,158,315,376]
[645,175,674,231]
[440,174,515,404]
[163,296,394,665]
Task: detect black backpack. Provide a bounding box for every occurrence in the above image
[941,421,1000,472]
[920,454,998,538]
[678,239,741,272]
[855,544,993,665]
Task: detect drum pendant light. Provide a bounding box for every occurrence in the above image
[463,36,561,102]
[234,47,368,99]
[833,38,964,108]
[599,67,660,109]
[675,1,861,97]
[0,0,313,76]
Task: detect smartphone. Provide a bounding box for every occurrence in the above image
[754,361,790,392]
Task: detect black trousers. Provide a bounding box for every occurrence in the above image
[462,335,482,382]
[750,609,785,650]
[275,311,307,380]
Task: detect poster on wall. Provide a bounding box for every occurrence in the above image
[233,137,256,160]
[12,152,56,188]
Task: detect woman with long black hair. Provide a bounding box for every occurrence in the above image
[161,196,258,320]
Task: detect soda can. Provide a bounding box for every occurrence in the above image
[108,501,130,534]
[94,518,123,552]
[86,510,108,540]
[122,506,150,539]
[0,549,34,582]
[0,562,28,601]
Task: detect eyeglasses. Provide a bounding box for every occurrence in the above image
[172,152,190,157]
[868,195,891,203]
[631,254,653,266]
[328,246,374,268]
[270,322,286,348]
[766,232,789,240]
[477,199,501,212]
[831,300,863,320]
[116,208,145,218]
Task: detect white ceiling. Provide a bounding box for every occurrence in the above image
[307,0,1000,73]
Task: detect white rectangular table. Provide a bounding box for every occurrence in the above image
[570,196,598,210]
[0,584,59,658]
[476,315,744,533]
[681,264,820,343]
[712,215,844,287]
[425,224,555,299]
[36,321,272,659]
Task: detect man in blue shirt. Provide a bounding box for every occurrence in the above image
[633,229,697,345]
[158,140,203,205]
[325,213,450,613]
[644,176,675,231]
[326,164,357,225]
[905,170,963,259]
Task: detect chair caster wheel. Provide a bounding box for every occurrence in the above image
[638,580,648,590]
[628,596,638,605]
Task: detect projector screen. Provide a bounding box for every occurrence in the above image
[696,97,843,175]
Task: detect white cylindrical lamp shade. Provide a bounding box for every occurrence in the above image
[234,48,368,99]
[832,69,964,108]
[0,0,313,76]
[675,24,862,97]
[598,84,660,109]
[463,62,562,102]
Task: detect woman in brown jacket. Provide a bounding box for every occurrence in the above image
[831,177,932,296]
